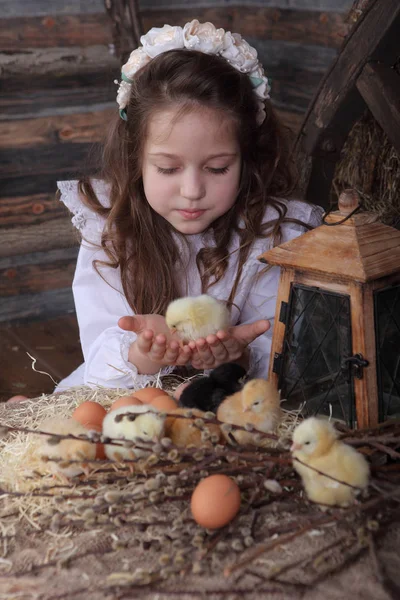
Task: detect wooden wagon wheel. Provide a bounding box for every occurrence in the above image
[295,0,400,210]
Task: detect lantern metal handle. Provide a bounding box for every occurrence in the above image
[341,353,369,380]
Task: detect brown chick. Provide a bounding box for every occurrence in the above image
[40,417,96,479]
[217,379,281,445]
[291,417,370,507]
[165,408,224,448]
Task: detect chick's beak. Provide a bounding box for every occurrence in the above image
[169,327,177,335]
[290,442,301,452]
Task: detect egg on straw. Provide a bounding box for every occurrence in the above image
[191,474,241,529]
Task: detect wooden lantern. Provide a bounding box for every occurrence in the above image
[259,190,400,429]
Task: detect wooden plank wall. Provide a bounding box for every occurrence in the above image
[0,0,354,323]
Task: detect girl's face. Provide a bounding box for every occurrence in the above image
[142,106,241,235]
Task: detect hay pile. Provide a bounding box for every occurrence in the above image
[332,110,400,228]
[0,382,399,600]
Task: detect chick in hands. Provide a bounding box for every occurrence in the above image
[102,404,165,463]
[291,417,370,507]
[40,417,96,479]
[165,294,230,343]
[217,379,281,445]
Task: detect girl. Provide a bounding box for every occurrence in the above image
[54,21,322,392]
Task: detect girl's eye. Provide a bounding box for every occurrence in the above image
[156,166,229,175]
[207,166,229,175]
[157,167,178,175]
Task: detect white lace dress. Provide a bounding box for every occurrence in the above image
[56,179,324,391]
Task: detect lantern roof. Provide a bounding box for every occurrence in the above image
[259,190,400,283]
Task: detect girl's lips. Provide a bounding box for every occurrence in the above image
[177,209,205,220]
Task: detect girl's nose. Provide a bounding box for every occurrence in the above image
[180,170,205,200]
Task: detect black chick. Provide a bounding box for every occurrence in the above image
[179,363,247,413]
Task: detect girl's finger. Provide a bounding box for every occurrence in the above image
[191,349,208,370]
[163,341,180,364]
[136,330,154,354]
[191,359,205,370]
[118,315,136,331]
[176,344,192,366]
[148,334,168,361]
[118,315,147,333]
[225,320,270,347]
[206,335,229,363]
[195,341,215,367]
[216,331,242,354]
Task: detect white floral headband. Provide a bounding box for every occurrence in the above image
[115,20,271,126]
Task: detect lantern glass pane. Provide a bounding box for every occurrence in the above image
[374,283,400,421]
[278,284,355,426]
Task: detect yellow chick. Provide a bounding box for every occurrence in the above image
[217,379,281,445]
[102,405,165,462]
[165,407,224,448]
[291,417,370,507]
[40,417,96,479]
[165,294,230,342]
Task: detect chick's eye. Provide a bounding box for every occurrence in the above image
[304,441,310,445]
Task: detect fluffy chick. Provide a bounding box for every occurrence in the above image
[40,417,96,479]
[179,363,247,413]
[217,379,281,445]
[102,404,165,462]
[165,294,230,342]
[291,417,370,507]
[165,407,224,448]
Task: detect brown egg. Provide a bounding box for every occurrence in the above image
[71,401,107,460]
[72,401,107,429]
[191,475,241,529]
[133,387,169,403]
[7,395,29,403]
[109,396,142,412]
[150,394,178,412]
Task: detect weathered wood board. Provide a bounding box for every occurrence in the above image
[0,0,355,18]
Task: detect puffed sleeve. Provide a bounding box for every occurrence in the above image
[57,179,108,244]
[57,180,173,389]
[238,200,324,379]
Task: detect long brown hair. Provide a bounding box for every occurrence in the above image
[79,49,300,315]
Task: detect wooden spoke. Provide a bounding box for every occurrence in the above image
[356,62,400,154]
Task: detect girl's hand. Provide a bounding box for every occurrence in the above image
[119,314,171,337]
[118,315,192,371]
[188,319,270,370]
